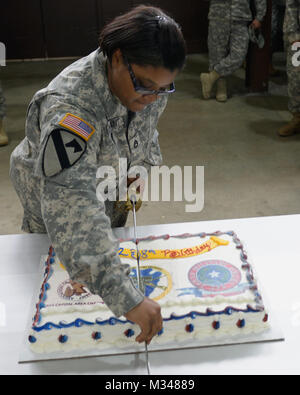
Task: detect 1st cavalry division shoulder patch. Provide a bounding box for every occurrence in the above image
[43,129,86,177]
[42,114,95,177]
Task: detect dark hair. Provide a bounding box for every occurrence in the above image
[99,5,186,72]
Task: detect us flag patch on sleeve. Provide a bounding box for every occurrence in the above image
[59,113,95,141]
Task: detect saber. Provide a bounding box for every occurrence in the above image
[130,192,151,376]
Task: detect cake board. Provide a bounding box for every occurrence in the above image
[18,320,284,365]
[18,256,285,365]
[18,311,284,364]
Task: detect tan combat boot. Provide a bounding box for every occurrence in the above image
[278,113,300,137]
[200,70,220,99]
[216,78,227,102]
[0,118,8,146]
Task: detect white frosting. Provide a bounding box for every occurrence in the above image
[29,232,270,353]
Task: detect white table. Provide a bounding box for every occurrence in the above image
[1,215,299,375]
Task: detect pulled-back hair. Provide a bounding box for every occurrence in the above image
[99,5,186,72]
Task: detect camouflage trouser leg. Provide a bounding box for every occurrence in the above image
[208,20,249,77]
[271,4,285,52]
[286,42,300,114]
[0,81,5,119]
[10,140,47,233]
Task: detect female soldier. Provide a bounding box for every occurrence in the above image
[10,5,186,345]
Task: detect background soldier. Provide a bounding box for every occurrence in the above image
[0,81,8,146]
[279,0,300,136]
[201,0,266,102]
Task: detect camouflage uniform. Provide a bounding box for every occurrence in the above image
[208,0,267,76]
[283,0,300,114]
[271,0,286,53]
[0,81,5,119]
[10,48,168,317]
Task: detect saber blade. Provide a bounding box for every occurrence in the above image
[131,197,151,375]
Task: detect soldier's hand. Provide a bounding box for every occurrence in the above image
[126,177,143,212]
[125,194,142,212]
[124,298,163,345]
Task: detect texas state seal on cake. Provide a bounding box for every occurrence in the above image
[28,231,270,353]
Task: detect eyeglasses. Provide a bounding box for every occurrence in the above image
[123,55,176,96]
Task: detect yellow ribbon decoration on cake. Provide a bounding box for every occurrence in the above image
[58,236,229,270]
[119,236,229,261]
